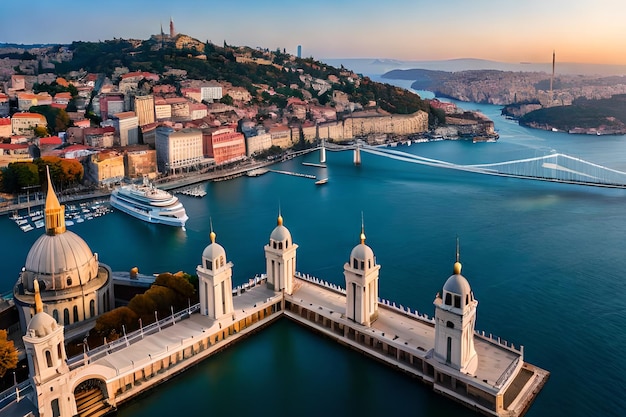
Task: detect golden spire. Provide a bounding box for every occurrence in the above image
[44,166,66,235]
[209,217,216,243]
[277,204,283,226]
[360,212,366,244]
[34,279,43,314]
[453,237,462,275]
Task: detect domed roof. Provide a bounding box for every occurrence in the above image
[350,243,374,261]
[22,231,98,291]
[270,215,292,242]
[202,231,226,260]
[27,312,58,338]
[443,272,472,297]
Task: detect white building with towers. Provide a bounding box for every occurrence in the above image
[344,223,380,326]
[433,246,479,375]
[264,213,298,295]
[197,227,234,319]
[5,213,547,417]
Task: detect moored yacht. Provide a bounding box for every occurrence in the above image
[110,182,189,228]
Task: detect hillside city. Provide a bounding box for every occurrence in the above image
[0,23,497,198]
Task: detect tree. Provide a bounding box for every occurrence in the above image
[0,330,18,378]
[220,94,234,106]
[93,307,138,339]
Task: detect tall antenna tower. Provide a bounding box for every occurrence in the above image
[549,50,555,105]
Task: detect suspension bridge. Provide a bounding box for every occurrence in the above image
[323,142,626,189]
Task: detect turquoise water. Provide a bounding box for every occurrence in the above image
[3,93,626,416]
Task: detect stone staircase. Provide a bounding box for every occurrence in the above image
[74,388,115,417]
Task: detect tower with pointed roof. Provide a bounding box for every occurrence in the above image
[22,279,73,416]
[197,227,234,319]
[433,241,478,374]
[344,220,380,326]
[264,213,298,295]
[13,167,114,332]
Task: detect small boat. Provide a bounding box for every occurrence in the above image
[315,178,328,185]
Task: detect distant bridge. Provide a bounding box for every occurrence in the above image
[323,143,626,189]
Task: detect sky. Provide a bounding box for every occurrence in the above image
[1,0,625,65]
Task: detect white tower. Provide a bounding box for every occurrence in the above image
[264,214,298,295]
[344,222,380,326]
[197,228,234,319]
[320,139,326,164]
[433,244,478,375]
[22,280,72,416]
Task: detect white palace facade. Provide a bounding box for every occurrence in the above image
[2,207,549,417]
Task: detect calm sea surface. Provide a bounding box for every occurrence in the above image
[2,80,626,416]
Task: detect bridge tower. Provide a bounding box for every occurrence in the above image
[320,139,326,164]
[265,213,298,295]
[354,144,361,166]
[344,220,380,325]
[197,227,234,319]
[433,242,478,375]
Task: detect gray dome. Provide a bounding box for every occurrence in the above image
[27,312,58,338]
[350,243,374,262]
[270,225,292,243]
[443,273,472,298]
[202,242,226,260]
[22,231,99,291]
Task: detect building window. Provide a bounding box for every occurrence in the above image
[89,300,95,318]
[205,259,212,270]
[360,261,364,270]
[73,305,79,323]
[353,258,358,269]
[63,308,69,325]
[446,321,454,329]
[454,295,461,309]
[45,350,53,367]
[220,256,224,267]
[53,309,59,323]
[278,242,283,250]
[66,276,72,286]
[57,343,62,360]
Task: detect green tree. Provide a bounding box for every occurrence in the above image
[0,330,18,378]
[220,94,234,106]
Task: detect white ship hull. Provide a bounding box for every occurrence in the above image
[110,185,189,228]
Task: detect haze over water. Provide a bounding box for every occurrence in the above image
[3,80,626,416]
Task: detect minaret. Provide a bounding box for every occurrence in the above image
[169,17,175,38]
[433,240,478,374]
[344,216,380,326]
[196,224,234,319]
[264,212,298,294]
[23,279,72,415]
[44,166,66,236]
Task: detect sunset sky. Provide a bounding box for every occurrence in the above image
[1,0,624,65]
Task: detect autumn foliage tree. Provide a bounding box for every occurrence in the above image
[0,330,18,378]
[93,307,138,341]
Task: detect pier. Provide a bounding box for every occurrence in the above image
[302,162,327,168]
[269,169,317,179]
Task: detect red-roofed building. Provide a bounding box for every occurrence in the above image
[120,71,159,82]
[12,113,47,135]
[202,126,246,165]
[38,136,63,146]
[61,144,94,159]
[0,118,12,138]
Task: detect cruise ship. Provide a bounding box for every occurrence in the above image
[110,183,189,228]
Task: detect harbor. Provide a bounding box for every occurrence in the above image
[9,199,112,232]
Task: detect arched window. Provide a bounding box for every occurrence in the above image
[360,261,364,270]
[52,310,59,323]
[73,305,79,323]
[45,350,53,367]
[89,300,95,318]
[446,320,454,329]
[57,343,62,359]
[444,293,452,306]
[273,242,277,249]
[220,256,224,267]
[66,276,72,286]
[454,295,461,309]
[353,258,358,269]
[278,242,283,250]
[63,308,69,325]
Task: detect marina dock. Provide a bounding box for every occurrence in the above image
[269,169,316,179]
[302,162,327,168]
